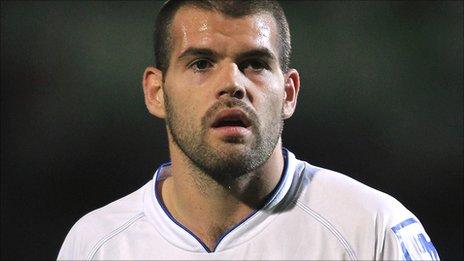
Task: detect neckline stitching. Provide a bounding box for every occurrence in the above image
[153,149,290,253]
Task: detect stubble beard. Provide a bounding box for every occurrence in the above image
[163,90,284,185]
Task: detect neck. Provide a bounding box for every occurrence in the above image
[160,140,284,251]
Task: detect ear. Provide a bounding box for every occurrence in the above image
[282,68,301,119]
[142,67,166,119]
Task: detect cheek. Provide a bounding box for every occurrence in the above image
[250,72,284,99]
[166,89,204,125]
[261,83,285,111]
[253,91,284,128]
[165,79,192,112]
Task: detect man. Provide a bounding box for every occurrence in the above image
[58,0,439,260]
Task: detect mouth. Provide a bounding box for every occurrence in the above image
[211,109,252,129]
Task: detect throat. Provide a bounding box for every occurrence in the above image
[158,145,285,251]
[195,222,240,252]
[159,175,256,251]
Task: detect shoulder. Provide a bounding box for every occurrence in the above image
[57,181,151,260]
[293,162,439,260]
[286,151,400,214]
[298,165,411,221]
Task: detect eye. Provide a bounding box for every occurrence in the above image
[189,59,213,72]
[241,59,269,73]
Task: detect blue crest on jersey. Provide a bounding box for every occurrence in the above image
[391,218,439,260]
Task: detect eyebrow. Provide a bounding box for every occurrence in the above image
[236,48,277,62]
[177,47,277,62]
[177,48,219,61]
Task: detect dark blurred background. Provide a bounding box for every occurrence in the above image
[1,1,462,259]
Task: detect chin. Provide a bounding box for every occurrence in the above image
[214,142,253,157]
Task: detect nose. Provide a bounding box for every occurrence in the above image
[215,63,246,100]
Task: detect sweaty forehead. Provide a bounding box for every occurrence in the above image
[169,6,278,57]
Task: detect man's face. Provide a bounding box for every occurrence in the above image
[162,7,290,179]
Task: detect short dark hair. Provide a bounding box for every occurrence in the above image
[153,0,291,73]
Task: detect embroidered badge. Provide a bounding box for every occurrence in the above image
[391,218,439,260]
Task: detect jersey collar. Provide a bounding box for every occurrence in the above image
[143,148,299,253]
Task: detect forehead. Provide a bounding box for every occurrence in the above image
[169,6,278,58]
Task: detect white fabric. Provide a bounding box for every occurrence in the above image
[58,149,439,260]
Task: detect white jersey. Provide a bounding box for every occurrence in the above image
[58,149,439,260]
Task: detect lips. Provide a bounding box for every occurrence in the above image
[211,109,252,129]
